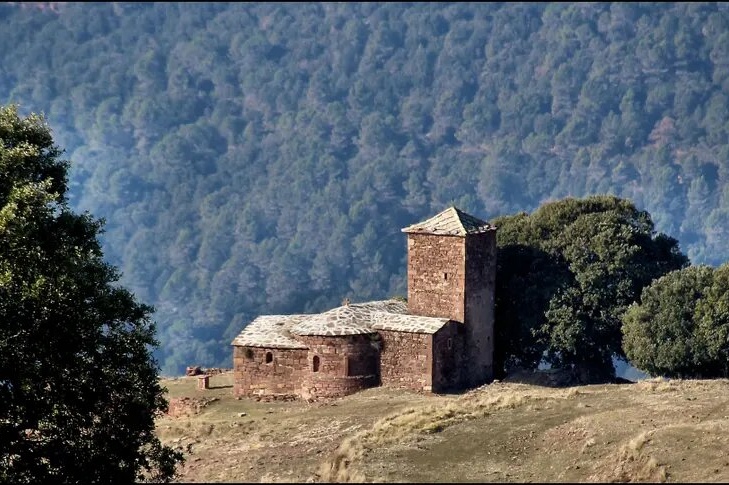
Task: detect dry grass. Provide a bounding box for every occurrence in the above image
[590,430,668,483]
[155,373,729,483]
[315,383,562,482]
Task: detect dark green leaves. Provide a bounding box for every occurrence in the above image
[623,264,729,378]
[1,3,729,376]
[0,106,182,483]
[493,195,688,382]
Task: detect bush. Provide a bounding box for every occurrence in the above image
[622,264,729,378]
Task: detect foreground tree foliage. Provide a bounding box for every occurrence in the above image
[492,195,689,383]
[0,106,182,482]
[622,264,729,378]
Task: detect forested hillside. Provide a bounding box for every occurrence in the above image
[2,2,729,375]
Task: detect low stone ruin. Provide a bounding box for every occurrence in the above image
[185,366,203,376]
[251,393,299,403]
[185,366,231,377]
[165,396,219,417]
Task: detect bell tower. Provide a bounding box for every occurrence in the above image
[402,207,497,387]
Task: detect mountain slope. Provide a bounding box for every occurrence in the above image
[2,3,729,374]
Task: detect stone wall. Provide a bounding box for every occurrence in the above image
[463,231,497,386]
[378,329,433,391]
[232,346,307,397]
[406,234,466,322]
[298,334,379,398]
[432,321,467,392]
[166,396,219,417]
[404,230,497,390]
[303,374,378,399]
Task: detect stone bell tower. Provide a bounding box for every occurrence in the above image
[401,207,497,387]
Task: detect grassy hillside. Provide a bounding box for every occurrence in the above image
[156,372,729,482]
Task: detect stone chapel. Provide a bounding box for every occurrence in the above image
[231,206,497,399]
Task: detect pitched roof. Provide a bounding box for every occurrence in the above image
[401,206,495,236]
[291,300,408,336]
[230,299,453,348]
[371,312,450,334]
[231,315,311,349]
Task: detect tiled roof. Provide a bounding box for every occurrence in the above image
[231,315,310,349]
[290,300,408,336]
[401,206,495,236]
[230,299,453,347]
[371,312,450,334]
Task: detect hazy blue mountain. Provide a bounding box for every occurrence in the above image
[1,2,728,375]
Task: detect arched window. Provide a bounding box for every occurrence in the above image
[312,355,320,372]
[265,352,273,364]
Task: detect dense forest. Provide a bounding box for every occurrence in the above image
[2,2,729,375]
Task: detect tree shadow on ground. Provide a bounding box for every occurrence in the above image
[501,368,637,388]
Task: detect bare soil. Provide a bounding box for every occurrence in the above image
[156,372,729,483]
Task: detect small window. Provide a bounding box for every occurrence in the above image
[447,338,453,350]
[313,355,320,372]
[443,272,448,281]
[265,352,273,364]
[244,348,254,360]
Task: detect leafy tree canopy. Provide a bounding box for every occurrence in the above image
[0,106,182,482]
[493,195,689,382]
[622,264,729,378]
[1,3,728,374]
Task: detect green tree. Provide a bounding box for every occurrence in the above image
[493,195,688,382]
[3,2,729,375]
[0,106,182,482]
[622,264,729,378]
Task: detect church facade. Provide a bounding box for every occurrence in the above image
[230,207,497,399]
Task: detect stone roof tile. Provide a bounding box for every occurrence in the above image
[401,206,495,236]
[371,312,450,334]
[230,299,452,346]
[291,300,408,336]
[230,315,310,349]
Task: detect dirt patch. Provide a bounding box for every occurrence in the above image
[156,373,729,483]
[166,396,220,417]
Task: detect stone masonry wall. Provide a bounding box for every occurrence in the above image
[464,231,497,386]
[407,234,466,322]
[378,329,433,391]
[432,321,467,392]
[299,334,379,398]
[233,346,308,397]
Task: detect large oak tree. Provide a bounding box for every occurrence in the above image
[0,106,182,482]
[493,195,689,383]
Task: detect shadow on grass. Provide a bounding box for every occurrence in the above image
[502,368,638,388]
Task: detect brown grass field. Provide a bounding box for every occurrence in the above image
[155,372,729,482]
